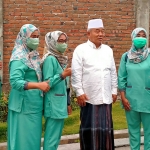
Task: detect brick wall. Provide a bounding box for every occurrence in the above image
[3,0,136,91]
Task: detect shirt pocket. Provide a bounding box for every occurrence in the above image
[51,94,67,118]
[145,87,150,94]
[55,94,65,96]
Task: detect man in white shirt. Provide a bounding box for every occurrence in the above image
[71,19,117,150]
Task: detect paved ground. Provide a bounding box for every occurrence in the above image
[57,143,144,150]
[41,137,144,150]
[0,129,144,150]
[116,145,144,150]
[41,143,144,150]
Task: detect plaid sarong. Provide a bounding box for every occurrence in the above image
[80,103,114,150]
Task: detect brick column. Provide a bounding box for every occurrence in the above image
[136,0,150,46]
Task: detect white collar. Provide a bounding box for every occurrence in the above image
[87,40,102,49]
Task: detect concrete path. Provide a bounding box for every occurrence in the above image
[57,144,144,150]
[0,129,144,150]
[41,144,144,150]
[116,145,143,150]
[41,136,144,150]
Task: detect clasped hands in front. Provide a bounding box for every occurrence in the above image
[39,68,71,93]
[38,80,50,93]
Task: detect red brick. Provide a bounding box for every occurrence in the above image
[34,13,44,17]
[2,0,138,90]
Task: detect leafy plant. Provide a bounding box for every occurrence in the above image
[0,122,7,142]
[0,93,9,122]
[70,89,79,110]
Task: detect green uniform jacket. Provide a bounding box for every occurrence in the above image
[9,60,43,114]
[118,53,150,113]
[42,55,68,119]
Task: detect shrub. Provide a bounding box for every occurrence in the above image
[70,90,79,111]
[0,122,7,142]
[0,93,9,122]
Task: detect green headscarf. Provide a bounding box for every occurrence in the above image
[128,27,149,63]
[10,24,42,82]
[42,31,68,68]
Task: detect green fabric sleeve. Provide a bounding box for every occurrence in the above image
[42,56,63,88]
[118,52,128,91]
[9,60,27,92]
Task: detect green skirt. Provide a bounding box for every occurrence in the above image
[7,109,42,150]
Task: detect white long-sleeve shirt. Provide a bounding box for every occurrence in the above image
[71,40,118,105]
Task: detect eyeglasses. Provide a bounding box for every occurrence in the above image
[57,39,67,43]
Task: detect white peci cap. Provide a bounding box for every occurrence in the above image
[87,19,104,30]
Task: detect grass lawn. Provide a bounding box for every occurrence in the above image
[112,101,127,130]
[0,101,127,142]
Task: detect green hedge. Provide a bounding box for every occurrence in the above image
[0,93,9,122]
[70,90,79,110]
[0,93,9,142]
[0,122,7,142]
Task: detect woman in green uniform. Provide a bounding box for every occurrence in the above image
[118,27,150,150]
[8,24,50,150]
[42,31,72,150]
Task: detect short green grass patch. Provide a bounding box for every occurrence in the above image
[112,101,127,130]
